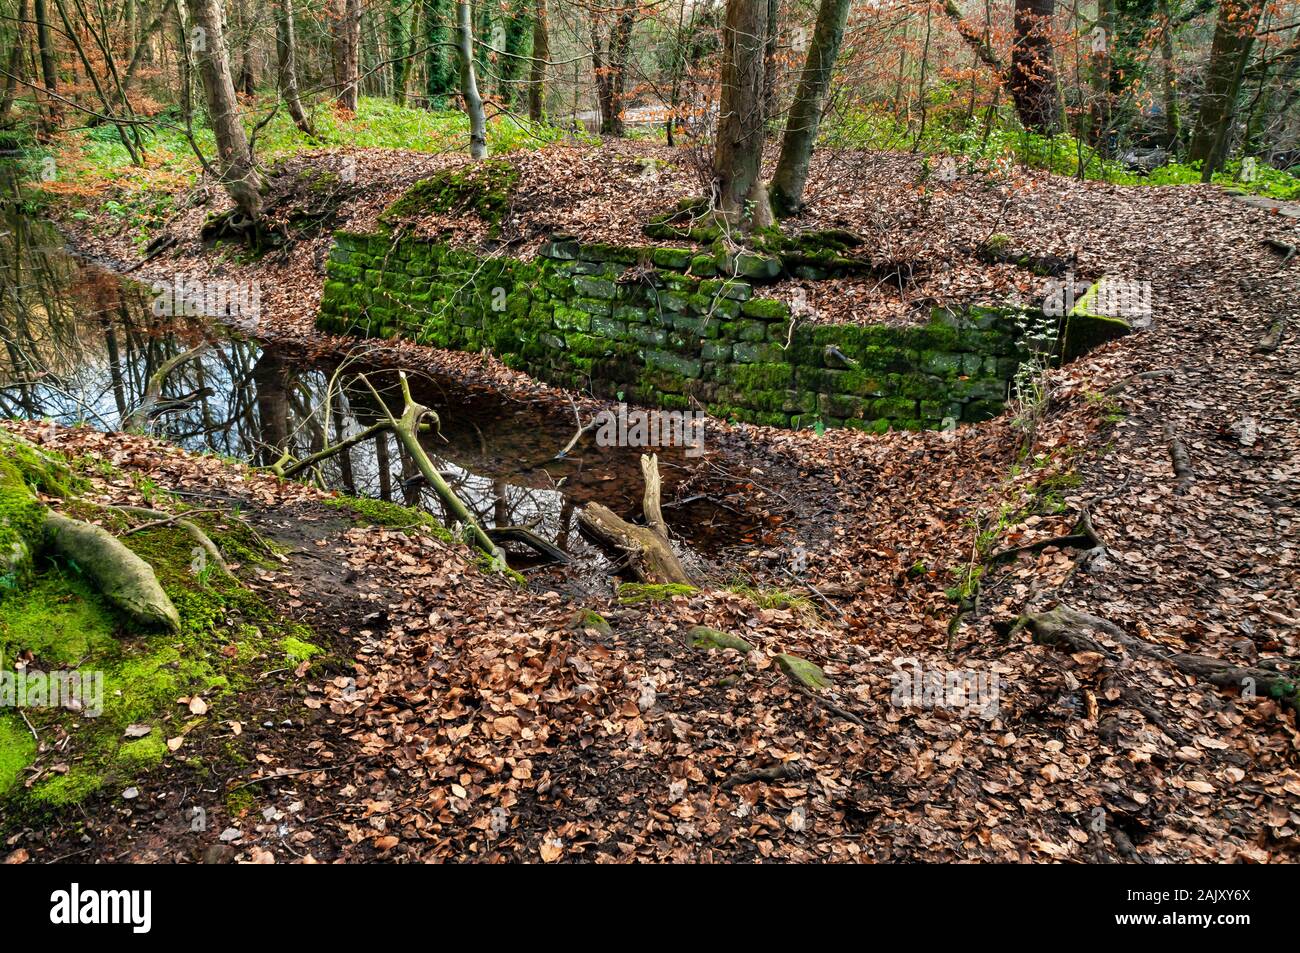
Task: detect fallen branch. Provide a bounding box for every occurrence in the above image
[1163,424,1194,493]
[1102,368,1180,397]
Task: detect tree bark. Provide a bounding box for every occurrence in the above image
[713,0,773,231]
[456,0,487,158]
[769,0,851,216]
[188,0,264,223]
[527,0,548,120]
[591,2,636,136]
[276,0,311,132]
[0,0,28,122]
[32,0,59,127]
[1187,0,1263,178]
[577,454,695,585]
[1009,0,1061,134]
[336,0,362,110]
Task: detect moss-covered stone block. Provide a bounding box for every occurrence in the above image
[690,626,755,653]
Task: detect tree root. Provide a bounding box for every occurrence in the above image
[1017,604,1298,712]
[43,512,181,631]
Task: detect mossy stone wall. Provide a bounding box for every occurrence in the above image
[317,233,1105,431]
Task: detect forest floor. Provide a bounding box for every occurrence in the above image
[5,139,1300,862]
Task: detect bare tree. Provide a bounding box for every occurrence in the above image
[188,0,264,223]
[336,0,362,110]
[276,0,311,132]
[528,0,548,120]
[456,0,487,158]
[769,0,852,216]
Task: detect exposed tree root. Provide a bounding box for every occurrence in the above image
[1017,604,1298,712]
[43,512,181,631]
[578,453,695,585]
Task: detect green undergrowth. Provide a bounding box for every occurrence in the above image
[0,509,322,817]
[824,104,1300,200]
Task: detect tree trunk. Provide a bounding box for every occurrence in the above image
[527,0,548,120]
[1009,0,1061,134]
[336,0,362,110]
[276,0,311,132]
[591,2,635,136]
[188,0,264,223]
[423,0,456,105]
[713,0,773,231]
[498,0,531,106]
[769,0,851,216]
[0,0,28,122]
[32,0,59,127]
[1187,0,1263,178]
[389,0,409,103]
[1159,0,1179,148]
[456,0,487,158]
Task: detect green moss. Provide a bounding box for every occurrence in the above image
[280,635,323,663]
[0,574,119,666]
[114,732,166,770]
[689,626,755,653]
[0,717,37,794]
[324,494,452,540]
[775,652,831,689]
[617,582,698,604]
[381,159,520,234]
[29,769,102,807]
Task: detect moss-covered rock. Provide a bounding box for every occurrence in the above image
[689,626,755,653]
[381,159,520,235]
[775,652,831,689]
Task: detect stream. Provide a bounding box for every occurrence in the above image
[0,182,776,590]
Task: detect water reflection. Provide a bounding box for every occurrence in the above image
[0,198,763,581]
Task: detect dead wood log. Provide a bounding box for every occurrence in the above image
[124,343,209,431]
[1102,368,1180,396]
[1163,424,1194,493]
[1018,604,1298,710]
[577,453,695,585]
